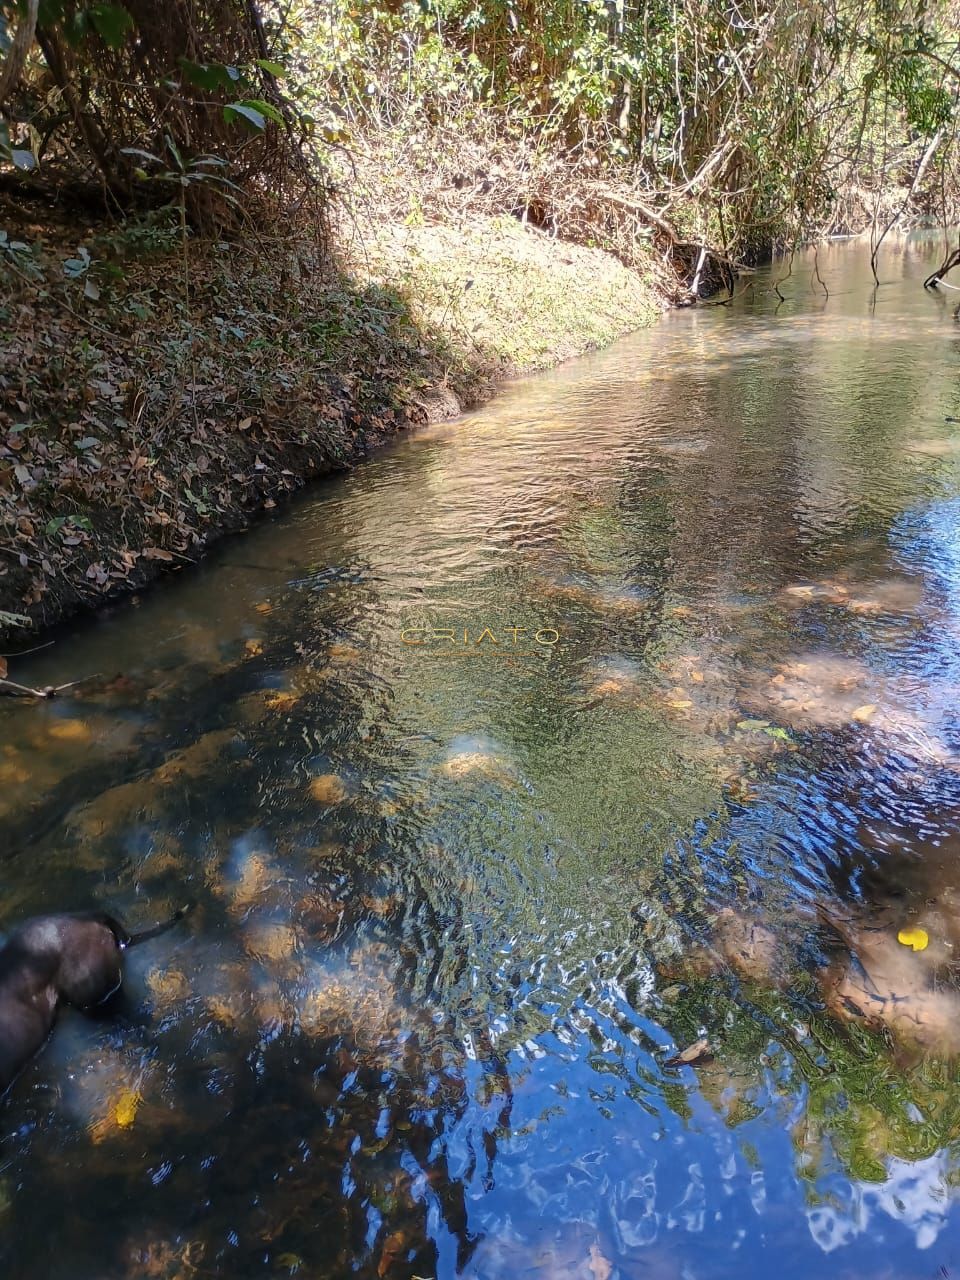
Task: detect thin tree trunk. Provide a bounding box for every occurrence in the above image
[0,0,39,109]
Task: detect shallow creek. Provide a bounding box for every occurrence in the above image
[4,236,960,1278]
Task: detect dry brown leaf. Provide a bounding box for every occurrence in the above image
[309,773,348,804]
[264,690,298,711]
[664,1037,713,1067]
[48,718,91,742]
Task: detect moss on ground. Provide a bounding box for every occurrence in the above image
[356,216,662,377]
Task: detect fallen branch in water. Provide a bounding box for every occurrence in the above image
[0,677,85,699]
[924,246,960,289]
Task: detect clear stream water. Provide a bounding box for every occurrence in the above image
[4,236,960,1278]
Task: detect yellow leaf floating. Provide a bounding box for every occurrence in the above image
[897,927,929,952]
[114,1088,141,1129]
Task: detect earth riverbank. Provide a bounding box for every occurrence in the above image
[0,204,664,644]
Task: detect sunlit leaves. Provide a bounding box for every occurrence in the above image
[223,98,284,131]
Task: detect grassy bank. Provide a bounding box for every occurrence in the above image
[0,199,663,642]
[4,0,958,646]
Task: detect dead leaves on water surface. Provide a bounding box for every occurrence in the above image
[308,772,349,804]
[145,966,191,1010]
[89,1086,143,1143]
[664,1037,714,1069]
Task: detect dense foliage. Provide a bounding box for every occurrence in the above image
[292,0,960,257]
[1,1,959,264]
[0,0,307,226]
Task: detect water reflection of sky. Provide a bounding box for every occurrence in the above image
[9,239,960,1277]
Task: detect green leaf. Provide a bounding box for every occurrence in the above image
[45,517,67,535]
[37,0,70,26]
[164,134,184,170]
[223,102,266,131]
[62,7,90,44]
[89,3,134,47]
[763,725,793,742]
[179,58,237,93]
[11,149,35,170]
[255,59,286,78]
[238,97,284,124]
[120,147,162,165]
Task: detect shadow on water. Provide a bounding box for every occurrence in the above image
[6,232,960,1276]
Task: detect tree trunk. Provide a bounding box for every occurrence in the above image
[0,0,40,110]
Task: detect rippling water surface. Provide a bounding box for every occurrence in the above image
[5,237,960,1278]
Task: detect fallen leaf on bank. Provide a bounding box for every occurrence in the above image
[588,1243,613,1280]
[664,1037,713,1068]
[898,927,929,952]
[142,546,174,561]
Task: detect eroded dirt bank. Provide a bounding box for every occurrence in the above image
[1,207,663,642]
